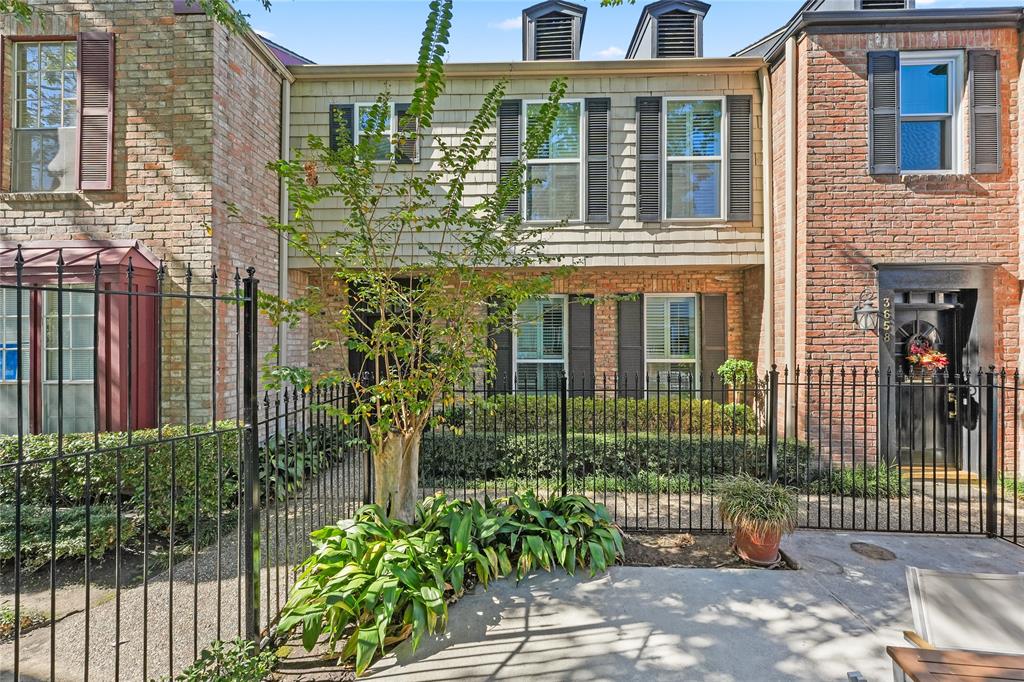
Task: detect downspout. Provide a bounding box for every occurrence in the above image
[784,37,798,433]
[278,77,291,368]
[758,65,776,368]
[784,37,797,375]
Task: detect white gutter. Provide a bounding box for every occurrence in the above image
[784,37,798,431]
[277,78,291,367]
[758,66,776,368]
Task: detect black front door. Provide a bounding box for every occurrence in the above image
[893,291,965,466]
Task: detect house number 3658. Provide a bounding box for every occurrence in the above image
[881,297,893,344]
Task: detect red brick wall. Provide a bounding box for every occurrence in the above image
[784,28,1021,370]
[770,28,1022,467]
[210,21,283,409]
[548,267,756,379]
[0,2,284,425]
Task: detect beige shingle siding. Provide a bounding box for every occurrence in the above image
[288,69,764,268]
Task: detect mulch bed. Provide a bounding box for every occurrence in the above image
[620,532,794,569]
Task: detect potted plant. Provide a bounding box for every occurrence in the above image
[718,474,798,566]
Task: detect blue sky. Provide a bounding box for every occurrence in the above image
[237,0,1022,64]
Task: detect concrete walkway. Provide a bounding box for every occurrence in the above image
[365,532,1024,681]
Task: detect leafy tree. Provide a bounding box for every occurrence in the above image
[262,0,569,521]
[1,0,271,33]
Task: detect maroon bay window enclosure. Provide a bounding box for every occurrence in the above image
[0,241,157,435]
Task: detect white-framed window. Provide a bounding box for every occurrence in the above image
[355,102,394,161]
[644,294,700,391]
[899,51,963,173]
[13,40,78,192]
[664,97,724,220]
[0,289,30,435]
[514,295,567,392]
[41,290,95,434]
[524,100,583,222]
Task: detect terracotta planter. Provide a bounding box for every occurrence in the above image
[733,525,782,566]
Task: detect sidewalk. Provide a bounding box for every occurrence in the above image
[359,531,1024,681]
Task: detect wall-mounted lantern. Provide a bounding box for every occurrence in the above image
[852,289,879,333]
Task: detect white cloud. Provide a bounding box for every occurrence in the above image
[253,28,275,39]
[915,0,938,4]
[488,16,522,31]
[595,45,626,59]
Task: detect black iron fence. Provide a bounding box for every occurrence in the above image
[0,251,367,681]
[421,369,1022,544]
[1,245,1022,680]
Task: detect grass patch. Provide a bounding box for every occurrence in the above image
[0,604,49,641]
[810,466,907,499]
[1002,475,1024,499]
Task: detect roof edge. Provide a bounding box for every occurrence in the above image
[288,56,765,80]
[761,7,1024,65]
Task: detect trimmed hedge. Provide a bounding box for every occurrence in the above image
[440,395,761,436]
[420,431,811,486]
[0,423,242,541]
[0,504,133,571]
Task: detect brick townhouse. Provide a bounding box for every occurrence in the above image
[0,0,302,433]
[2,0,1022,476]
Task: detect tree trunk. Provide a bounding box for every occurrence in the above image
[374,431,421,522]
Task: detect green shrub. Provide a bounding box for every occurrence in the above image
[278,491,621,676]
[0,423,241,541]
[0,504,135,572]
[170,638,277,682]
[811,465,906,499]
[463,471,713,495]
[439,395,764,436]
[420,431,812,486]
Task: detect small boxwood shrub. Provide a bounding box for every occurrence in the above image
[811,465,907,499]
[420,431,812,486]
[439,395,763,436]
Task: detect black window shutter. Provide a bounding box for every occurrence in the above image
[329,104,354,152]
[488,298,513,395]
[969,50,1001,174]
[700,294,728,385]
[726,95,753,222]
[394,102,418,164]
[868,51,900,175]
[636,97,662,222]
[498,99,522,218]
[568,295,595,396]
[617,296,645,397]
[585,98,611,223]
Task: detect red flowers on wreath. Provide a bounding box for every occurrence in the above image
[907,341,949,371]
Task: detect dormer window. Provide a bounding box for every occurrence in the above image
[859,0,914,9]
[626,1,710,60]
[522,1,586,61]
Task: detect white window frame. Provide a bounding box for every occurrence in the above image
[354,101,397,164]
[512,294,569,390]
[522,99,585,224]
[0,289,29,386]
[41,289,95,386]
[41,289,95,433]
[898,50,964,175]
[643,293,701,391]
[662,96,727,222]
[12,40,79,192]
